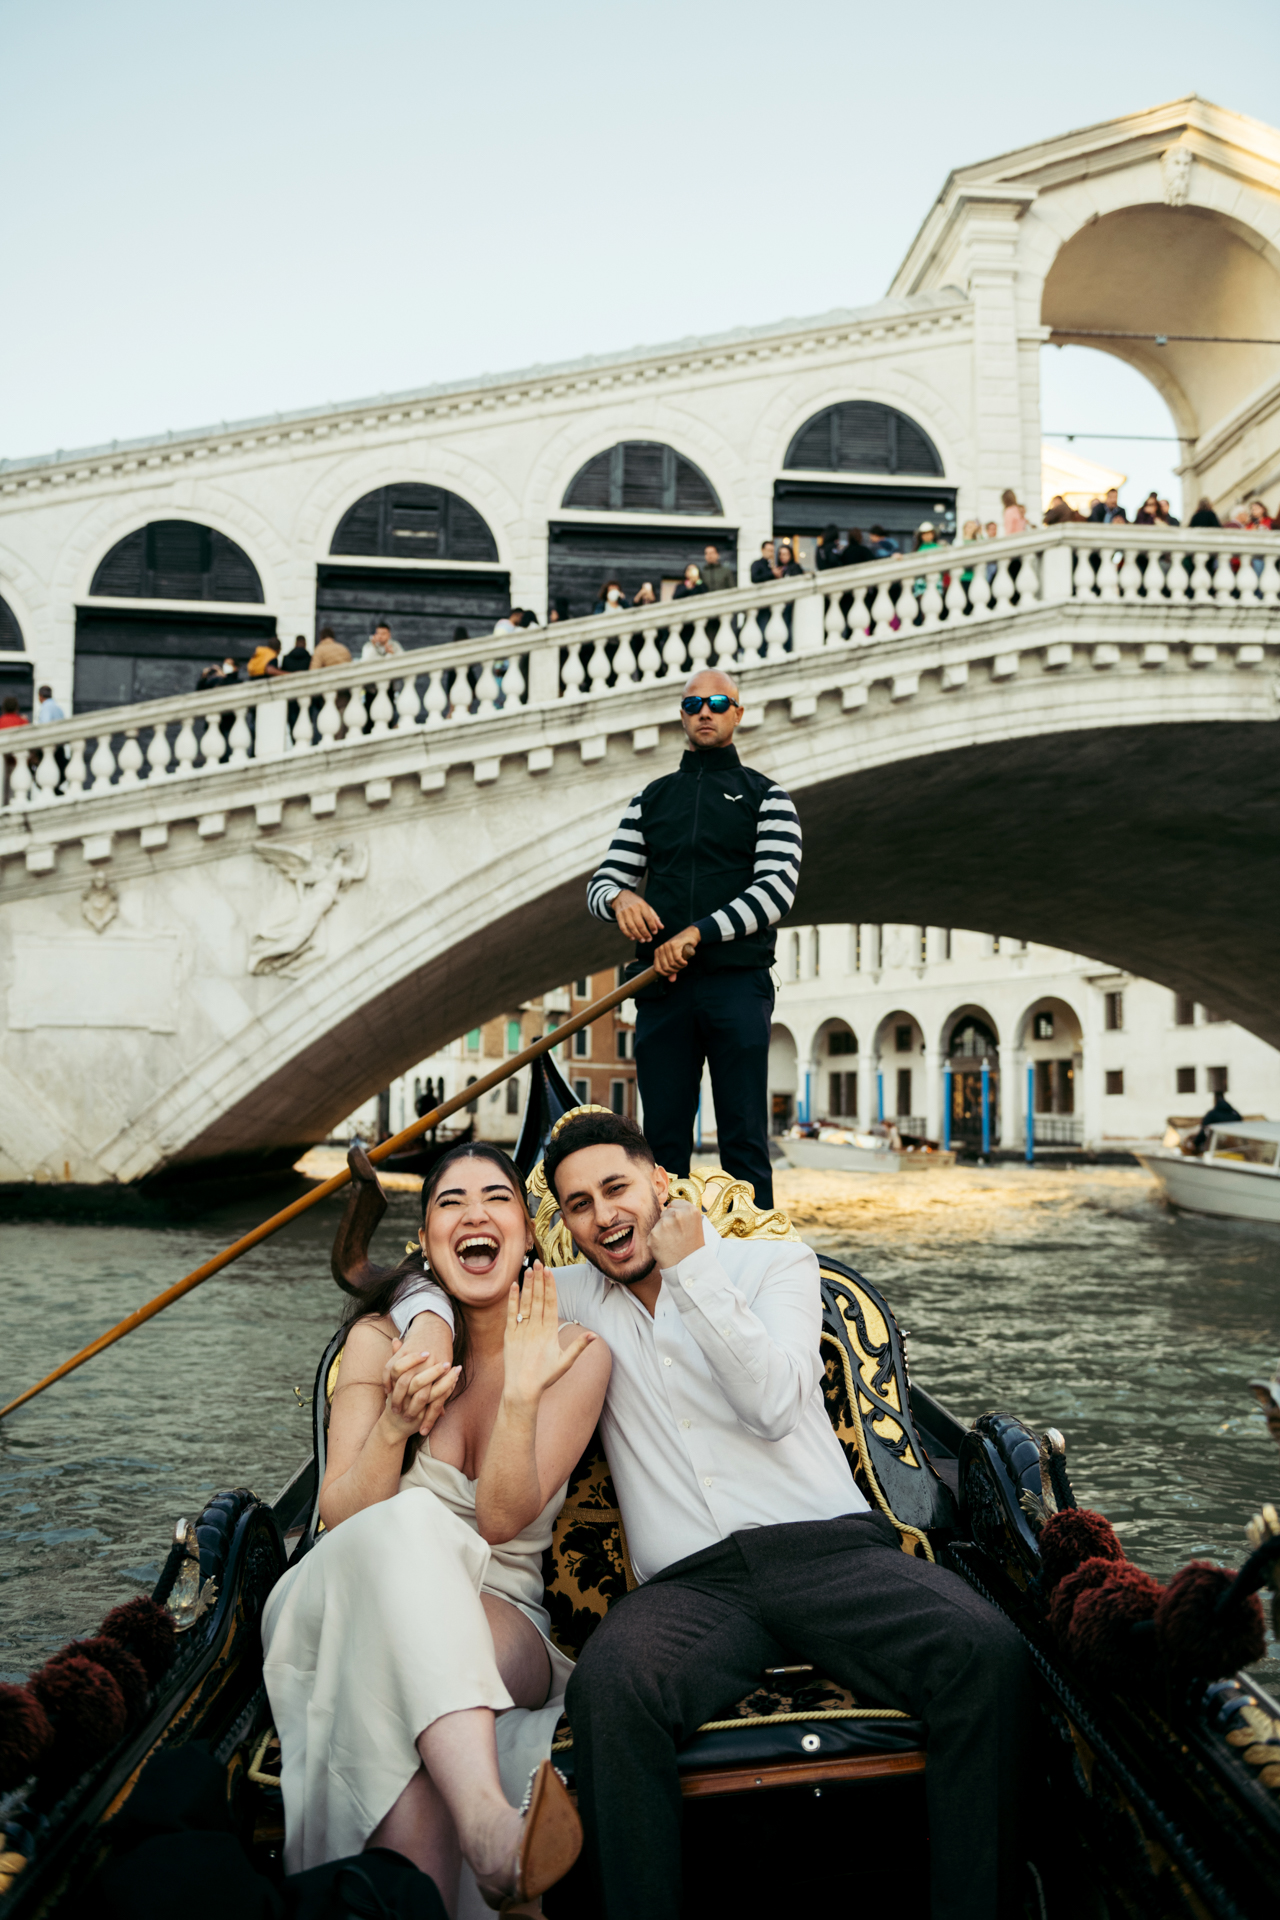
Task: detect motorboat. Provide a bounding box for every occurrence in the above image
[781,1124,956,1173]
[1137,1120,1280,1224]
[3,1058,1279,1918]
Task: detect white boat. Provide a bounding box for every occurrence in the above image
[781,1136,957,1174]
[1136,1120,1280,1223]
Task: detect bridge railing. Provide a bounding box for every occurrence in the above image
[5,524,1280,814]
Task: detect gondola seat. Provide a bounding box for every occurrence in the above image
[295,1161,957,1804]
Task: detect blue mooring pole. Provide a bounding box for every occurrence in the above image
[981,1058,991,1157]
[1025,1064,1034,1165]
[943,1066,952,1150]
[877,1071,884,1122]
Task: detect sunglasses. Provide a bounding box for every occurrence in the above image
[681,694,739,715]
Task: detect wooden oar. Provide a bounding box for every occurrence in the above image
[0,957,677,1421]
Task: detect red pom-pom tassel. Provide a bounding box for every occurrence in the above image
[1155,1562,1267,1680]
[45,1637,149,1723]
[0,1683,53,1792]
[28,1653,127,1784]
[1038,1508,1125,1591]
[1064,1564,1162,1684]
[1047,1555,1123,1643]
[98,1597,176,1687]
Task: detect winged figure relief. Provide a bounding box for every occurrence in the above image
[249,840,369,977]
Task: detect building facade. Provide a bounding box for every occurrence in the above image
[342,970,636,1148]
[763,925,1280,1152]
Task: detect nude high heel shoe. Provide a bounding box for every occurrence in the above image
[488,1760,583,1915]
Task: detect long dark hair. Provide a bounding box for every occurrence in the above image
[343,1141,530,1394]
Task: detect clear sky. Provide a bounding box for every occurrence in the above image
[3,0,1278,511]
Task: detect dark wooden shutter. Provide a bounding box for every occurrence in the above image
[330,484,498,562]
[674,455,718,513]
[786,404,943,477]
[0,593,23,650]
[621,443,666,511]
[91,528,147,596]
[207,532,264,601]
[895,416,943,475]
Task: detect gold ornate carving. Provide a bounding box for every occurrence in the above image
[525,1105,800,1267]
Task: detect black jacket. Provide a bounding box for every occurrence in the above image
[587,744,802,977]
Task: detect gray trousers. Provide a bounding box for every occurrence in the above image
[564,1513,1032,1920]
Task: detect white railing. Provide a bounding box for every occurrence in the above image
[5,524,1280,815]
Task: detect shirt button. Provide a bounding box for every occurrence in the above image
[663,1356,672,1366]
[704,1477,713,1488]
[681,1419,691,1429]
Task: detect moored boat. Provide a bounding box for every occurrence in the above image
[1137,1121,1280,1224]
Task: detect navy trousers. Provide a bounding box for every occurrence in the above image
[634,964,774,1208]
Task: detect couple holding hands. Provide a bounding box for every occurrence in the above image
[261,1110,1030,1920]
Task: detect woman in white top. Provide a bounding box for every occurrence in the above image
[261,1142,611,1916]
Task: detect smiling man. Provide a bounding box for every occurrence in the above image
[585,667,800,1209]
[391,1111,1032,1920]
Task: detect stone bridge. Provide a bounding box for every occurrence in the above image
[2,523,1278,1186]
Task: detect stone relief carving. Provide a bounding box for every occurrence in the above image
[82,873,119,934]
[1161,145,1193,208]
[249,841,368,976]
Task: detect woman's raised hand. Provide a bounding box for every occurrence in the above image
[503,1262,597,1410]
[380,1338,461,1441]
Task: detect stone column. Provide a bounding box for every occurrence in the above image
[960,197,1037,524]
[998,1042,1021,1150]
[924,1047,943,1144]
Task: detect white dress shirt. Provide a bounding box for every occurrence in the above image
[390,1222,866,1583]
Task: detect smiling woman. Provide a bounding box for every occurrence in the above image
[258,1139,610,1911]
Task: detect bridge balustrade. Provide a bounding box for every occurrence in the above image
[4,525,1279,817]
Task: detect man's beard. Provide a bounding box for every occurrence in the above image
[572,1190,663,1285]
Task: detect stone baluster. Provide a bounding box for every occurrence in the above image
[314,693,343,747]
[1018,550,1040,604]
[737,608,764,664]
[990,557,1016,615]
[868,579,896,639]
[344,686,368,735]
[1095,550,1120,601]
[33,743,60,802]
[1118,548,1143,599]
[1071,544,1094,598]
[199,713,228,768]
[395,676,422,729]
[714,615,739,669]
[613,631,639,685]
[636,627,662,684]
[1258,549,1280,606]
[423,670,448,726]
[226,707,253,769]
[147,723,173,780]
[1189,550,1213,603]
[846,583,872,640]
[8,747,33,807]
[763,602,789,660]
[368,678,396,736]
[687,618,711,673]
[64,737,87,797]
[661,628,688,679]
[117,728,144,787]
[500,655,526,707]
[475,657,500,717]
[1237,547,1260,605]
[919,571,945,631]
[824,595,846,645]
[561,644,586,698]
[944,570,968,623]
[290,699,313,749]
[89,732,117,790]
[586,638,611,696]
[172,716,199,774]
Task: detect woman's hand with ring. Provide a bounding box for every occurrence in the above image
[502,1263,596,1412]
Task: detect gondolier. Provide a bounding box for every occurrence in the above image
[587,668,800,1207]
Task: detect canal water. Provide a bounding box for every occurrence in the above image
[2,1164,1278,1686]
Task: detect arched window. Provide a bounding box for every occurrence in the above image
[90,522,263,602]
[0,594,23,650]
[331,483,498,562]
[784,403,943,477]
[947,1016,999,1060]
[563,442,721,515]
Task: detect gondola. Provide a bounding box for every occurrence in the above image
[3,1055,1279,1919]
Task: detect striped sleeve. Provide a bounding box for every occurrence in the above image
[695,785,802,946]
[587,795,648,922]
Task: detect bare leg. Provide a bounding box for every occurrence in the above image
[366,1598,552,1911]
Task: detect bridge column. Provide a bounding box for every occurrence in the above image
[959,195,1039,521]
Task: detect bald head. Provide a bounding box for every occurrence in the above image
[679,668,743,752]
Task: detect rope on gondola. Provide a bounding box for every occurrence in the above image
[0,956,683,1422]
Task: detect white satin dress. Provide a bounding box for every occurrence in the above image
[261,1439,574,1917]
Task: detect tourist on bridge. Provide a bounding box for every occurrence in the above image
[699,543,735,592]
[587,668,801,1208]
